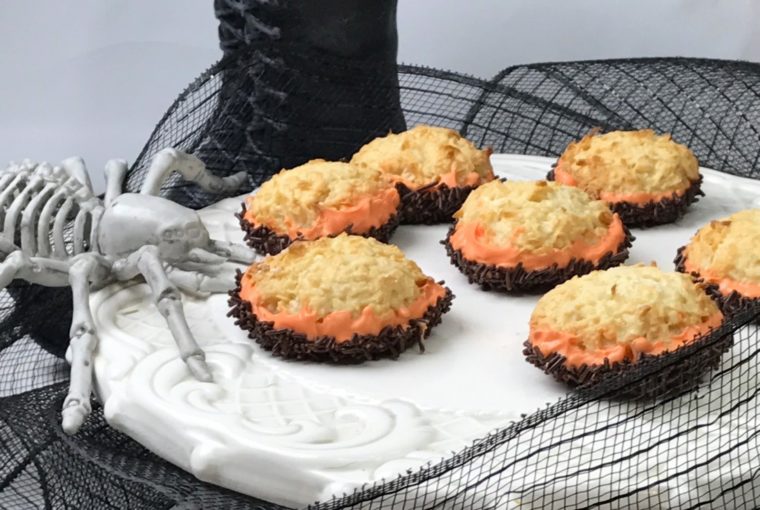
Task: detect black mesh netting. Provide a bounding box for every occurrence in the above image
[3,52,760,509]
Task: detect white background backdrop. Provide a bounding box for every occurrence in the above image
[1,0,758,191]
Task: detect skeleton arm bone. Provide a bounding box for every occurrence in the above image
[114,246,213,383]
[140,148,247,196]
[103,159,128,207]
[62,254,110,435]
[0,251,72,288]
[60,156,94,192]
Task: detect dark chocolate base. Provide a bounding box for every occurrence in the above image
[442,223,634,293]
[675,246,760,322]
[547,168,703,228]
[523,327,733,399]
[237,202,401,255]
[227,271,454,363]
[395,182,477,225]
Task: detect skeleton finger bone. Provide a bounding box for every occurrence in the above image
[120,246,213,383]
[166,266,237,297]
[170,247,230,273]
[187,247,228,266]
[208,239,257,264]
[154,247,227,272]
[140,148,247,196]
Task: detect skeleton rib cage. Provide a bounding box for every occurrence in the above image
[0,159,101,260]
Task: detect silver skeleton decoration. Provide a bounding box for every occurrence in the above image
[0,148,254,434]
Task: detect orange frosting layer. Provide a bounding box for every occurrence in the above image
[449,215,626,271]
[683,255,760,298]
[554,164,688,205]
[245,188,399,239]
[239,279,446,342]
[530,312,724,368]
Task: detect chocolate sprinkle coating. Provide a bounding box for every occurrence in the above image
[675,246,760,323]
[523,326,733,399]
[237,202,401,255]
[547,167,704,228]
[442,223,635,293]
[395,182,477,225]
[227,271,455,364]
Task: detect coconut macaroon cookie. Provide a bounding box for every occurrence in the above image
[524,265,730,397]
[549,129,702,227]
[238,159,401,255]
[676,209,760,317]
[228,234,454,363]
[443,180,633,292]
[350,125,495,224]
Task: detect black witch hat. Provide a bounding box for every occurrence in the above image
[125,0,407,208]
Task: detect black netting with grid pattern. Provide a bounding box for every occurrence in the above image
[2,44,760,510]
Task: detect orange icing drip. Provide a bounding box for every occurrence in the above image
[554,164,687,205]
[552,165,578,187]
[396,167,492,191]
[530,312,724,368]
[239,279,446,342]
[683,254,760,298]
[244,187,399,239]
[449,215,626,271]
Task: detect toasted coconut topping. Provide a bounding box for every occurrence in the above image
[557,129,699,198]
[683,209,760,285]
[247,159,396,234]
[243,234,433,318]
[454,180,616,252]
[351,125,494,189]
[531,265,720,351]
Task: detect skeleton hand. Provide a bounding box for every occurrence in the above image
[104,221,256,391]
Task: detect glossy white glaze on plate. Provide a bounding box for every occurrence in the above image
[91,155,760,508]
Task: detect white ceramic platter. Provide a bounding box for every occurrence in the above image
[90,155,760,508]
